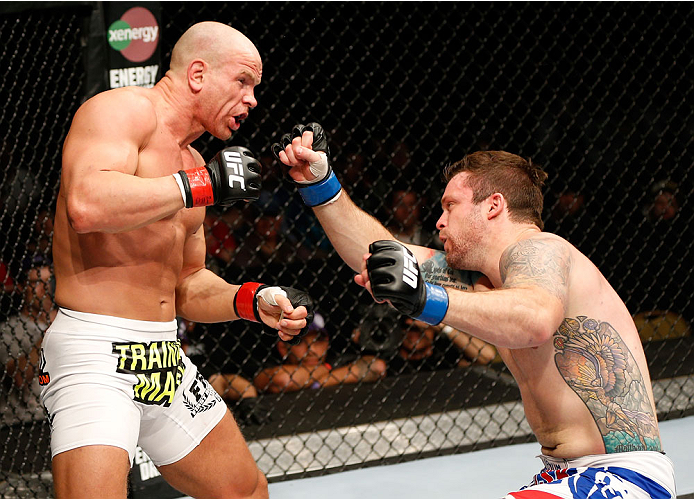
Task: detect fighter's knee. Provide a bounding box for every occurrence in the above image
[253,470,269,499]
[207,468,267,499]
[235,468,268,499]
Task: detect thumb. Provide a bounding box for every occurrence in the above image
[274,294,294,314]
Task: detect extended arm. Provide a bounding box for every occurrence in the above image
[272,123,436,272]
[362,237,569,349]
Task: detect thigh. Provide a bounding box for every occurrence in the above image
[52,445,131,499]
[41,328,142,462]
[157,410,268,499]
[138,356,227,465]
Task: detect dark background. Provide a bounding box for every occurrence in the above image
[1,1,692,495]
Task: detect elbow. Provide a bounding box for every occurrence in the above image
[527,306,564,347]
[66,195,100,233]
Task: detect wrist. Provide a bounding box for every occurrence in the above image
[233,282,263,322]
[177,167,214,208]
[172,173,187,207]
[298,170,343,207]
[416,283,449,325]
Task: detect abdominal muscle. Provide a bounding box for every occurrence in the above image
[52,197,193,322]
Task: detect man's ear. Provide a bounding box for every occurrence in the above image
[188,60,207,92]
[486,193,505,220]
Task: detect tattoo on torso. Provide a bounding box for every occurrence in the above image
[420,250,478,290]
[554,316,661,452]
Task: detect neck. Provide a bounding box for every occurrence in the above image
[152,75,205,147]
[481,224,542,287]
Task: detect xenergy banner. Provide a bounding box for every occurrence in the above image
[104,2,161,89]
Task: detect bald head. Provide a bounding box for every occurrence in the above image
[170,21,260,74]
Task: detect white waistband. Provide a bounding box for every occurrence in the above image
[57,308,177,333]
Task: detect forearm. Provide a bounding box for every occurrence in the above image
[175,268,240,323]
[443,287,562,349]
[314,191,394,271]
[324,357,384,386]
[67,172,184,233]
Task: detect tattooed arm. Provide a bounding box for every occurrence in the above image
[441,236,571,348]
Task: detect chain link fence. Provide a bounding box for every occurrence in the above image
[1,2,692,497]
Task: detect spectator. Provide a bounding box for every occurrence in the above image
[386,189,426,245]
[352,307,496,375]
[28,208,55,257]
[628,179,691,328]
[204,210,239,272]
[1,263,56,425]
[177,318,257,403]
[643,180,680,223]
[543,188,597,257]
[254,313,386,394]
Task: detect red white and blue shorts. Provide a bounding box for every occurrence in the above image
[40,308,227,466]
[504,451,676,499]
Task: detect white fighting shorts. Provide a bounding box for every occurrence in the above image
[40,308,226,466]
[504,450,676,499]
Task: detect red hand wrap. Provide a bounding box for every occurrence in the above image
[234,282,263,322]
[185,166,215,207]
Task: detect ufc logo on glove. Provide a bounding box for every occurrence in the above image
[223,151,246,190]
[402,247,418,289]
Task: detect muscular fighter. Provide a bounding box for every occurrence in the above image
[41,23,313,499]
[273,123,676,498]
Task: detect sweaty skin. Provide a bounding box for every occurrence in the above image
[54,24,264,324]
[49,23,287,499]
[278,136,661,460]
[492,235,660,456]
[54,86,209,321]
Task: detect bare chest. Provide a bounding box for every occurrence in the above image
[136,132,200,178]
[136,134,204,234]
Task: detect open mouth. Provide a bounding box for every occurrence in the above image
[228,113,247,132]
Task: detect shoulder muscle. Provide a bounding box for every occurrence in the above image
[500,236,571,305]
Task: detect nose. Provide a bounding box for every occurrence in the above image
[436,212,447,231]
[243,90,257,109]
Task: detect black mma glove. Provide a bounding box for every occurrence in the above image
[174,146,262,208]
[366,240,449,325]
[233,282,315,345]
[271,122,342,207]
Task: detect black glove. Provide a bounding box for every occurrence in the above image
[233,282,315,345]
[176,146,262,208]
[366,240,449,325]
[272,122,342,207]
[272,122,331,181]
[272,285,315,345]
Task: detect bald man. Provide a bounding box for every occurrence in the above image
[42,22,308,498]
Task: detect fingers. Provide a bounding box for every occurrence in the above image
[354,253,385,304]
[273,136,321,168]
[274,126,319,160]
[263,294,307,341]
[301,129,313,149]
